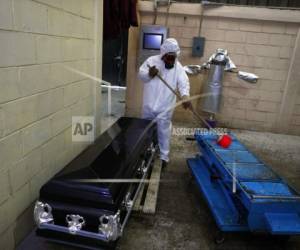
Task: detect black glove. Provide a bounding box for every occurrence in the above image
[148,66,159,78]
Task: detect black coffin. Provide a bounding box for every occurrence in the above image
[34,117,157,249]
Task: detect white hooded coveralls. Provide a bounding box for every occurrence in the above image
[138,38,190,162]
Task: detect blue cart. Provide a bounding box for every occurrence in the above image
[187,133,300,242]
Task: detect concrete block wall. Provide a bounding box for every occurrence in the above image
[0,0,103,248]
[126,1,300,135]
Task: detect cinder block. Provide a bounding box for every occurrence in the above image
[49,9,88,38]
[22,118,52,156]
[71,96,93,117]
[296,92,300,105]
[3,96,38,135]
[155,13,167,26]
[263,58,290,70]
[259,80,284,92]
[0,0,13,30]
[64,12,83,38]
[246,110,267,122]
[185,16,201,27]
[232,109,246,119]
[36,35,63,64]
[225,30,247,43]
[202,29,226,41]
[49,63,67,88]
[219,106,234,119]
[222,87,247,99]
[55,149,73,173]
[29,167,52,202]
[64,126,73,150]
[0,168,10,205]
[247,100,279,113]
[269,34,292,46]
[82,18,94,40]
[233,119,269,131]
[0,224,15,250]
[18,64,51,97]
[141,14,154,25]
[229,118,248,130]
[230,54,256,67]
[288,125,300,136]
[0,109,4,139]
[279,47,293,59]
[292,115,300,126]
[261,90,282,102]
[47,8,65,36]
[0,67,20,104]
[208,41,246,55]
[72,141,90,159]
[222,97,247,109]
[293,104,300,115]
[51,108,72,136]
[41,133,65,170]
[0,31,36,67]
[223,72,245,87]
[201,17,218,29]
[83,40,94,59]
[62,0,82,15]
[35,0,62,8]
[266,112,277,123]
[9,160,28,194]
[286,24,300,35]
[64,81,83,107]
[37,88,64,119]
[250,56,265,68]
[174,15,186,27]
[177,38,192,48]
[246,32,269,45]
[240,20,262,32]
[62,60,89,84]
[262,22,286,34]
[8,183,31,224]
[182,27,198,39]
[218,18,240,31]
[0,200,10,235]
[23,148,42,180]
[80,79,93,99]
[291,36,297,48]
[62,38,82,61]
[217,117,232,128]
[14,0,48,33]
[169,27,182,38]
[0,132,23,167]
[246,44,280,57]
[80,0,94,18]
[254,68,287,81]
[244,89,261,100]
[13,203,35,247]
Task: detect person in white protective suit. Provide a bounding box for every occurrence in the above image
[138,38,191,168]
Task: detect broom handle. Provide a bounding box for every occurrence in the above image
[147,65,213,130]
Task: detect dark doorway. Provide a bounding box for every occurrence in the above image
[102,30,129,87]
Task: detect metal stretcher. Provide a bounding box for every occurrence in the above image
[187,133,300,241]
